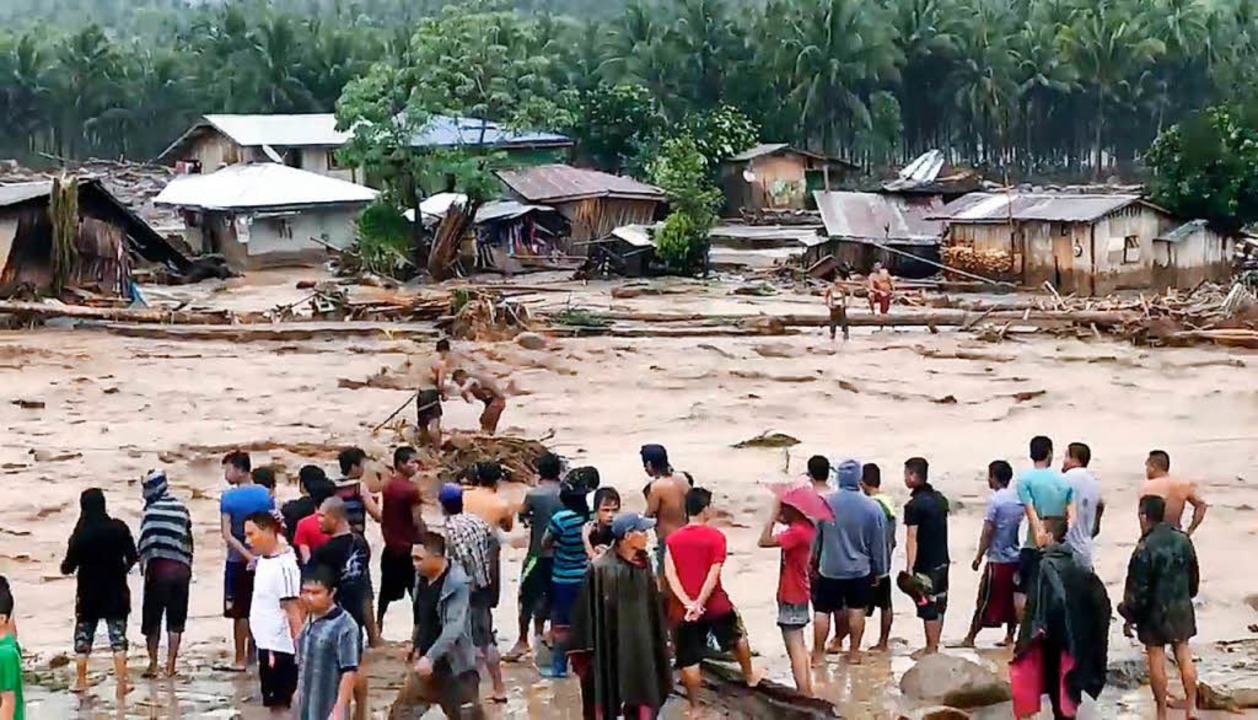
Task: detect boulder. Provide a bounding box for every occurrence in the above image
[515,332,548,350]
[900,653,1011,709]
[1199,671,1258,710]
[898,707,970,720]
[1106,650,1149,689]
[753,341,802,358]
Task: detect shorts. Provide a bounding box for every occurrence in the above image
[258,649,298,708]
[977,561,1019,627]
[872,290,892,314]
[777,601,811,629]
[479,398,505,431]
[223,561,254,619]
[916,565,950,621]
[380,545,416,604]
[866,576,893,614]
[400,669,483,719]
[142,570,190,636]
[812,575,874,615]
[470,588,496,648]
[653,543,666,576]
[675,611,746,669]
[518,556,553,623]
[417,388,442,425]
[550,581,581,627]
[1016,547,1041,595]
[74,617,127,655]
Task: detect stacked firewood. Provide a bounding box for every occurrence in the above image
[943,244,1013,278]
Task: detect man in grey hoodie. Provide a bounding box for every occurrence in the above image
[811,459,888,664]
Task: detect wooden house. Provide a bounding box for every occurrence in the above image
[719,144,852,216]
[496,165,665,244]
[935,192,1180,295]
[1153,220,1236,289]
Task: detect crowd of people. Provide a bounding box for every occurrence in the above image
[0,418,1213,720]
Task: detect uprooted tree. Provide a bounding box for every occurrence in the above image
[335,3,573,280]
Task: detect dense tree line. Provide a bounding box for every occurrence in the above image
[3,0,1258,179]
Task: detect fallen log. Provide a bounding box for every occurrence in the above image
[586,309,1137,328]
[0,299,246,325]
[91,321,439,342]
[680,660,842,719]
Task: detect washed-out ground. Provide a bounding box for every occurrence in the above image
[1,269,1256,719]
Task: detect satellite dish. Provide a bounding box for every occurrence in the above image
[742,169,757,183]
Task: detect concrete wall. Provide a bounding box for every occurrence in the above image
[188,206,363,269]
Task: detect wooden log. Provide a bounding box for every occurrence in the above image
[91,321,439,342]
[0,300,244,325]
[585,309,1137,328]
[680,660,842,719]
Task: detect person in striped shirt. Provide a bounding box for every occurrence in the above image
[137,470,193,679]
[540,482,592,678]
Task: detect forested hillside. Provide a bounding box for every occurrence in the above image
[1,0,1255,179]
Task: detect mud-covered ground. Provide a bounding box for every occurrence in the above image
[2,269,1255,718]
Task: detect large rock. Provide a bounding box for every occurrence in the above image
[1106,649,1149,689]
[900,654,1011,709]
[1199,670,1258,710]
[898,707,971,720]
[515,332,549,350]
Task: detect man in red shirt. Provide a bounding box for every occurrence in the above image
[758,496,816,694]
[378,446,425,633]
[665,487,763,710]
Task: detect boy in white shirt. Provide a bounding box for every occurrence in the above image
[244,512,304,714]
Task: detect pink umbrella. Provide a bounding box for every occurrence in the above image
[769,482,835,523]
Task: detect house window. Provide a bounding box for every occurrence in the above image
[1056,223,1069,237]
[276,218,294,240]
[327,150,346,170]
[1122,235,1140,264]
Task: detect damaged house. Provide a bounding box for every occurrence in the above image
[156,114,574,183]
[154,163,376,269]
[811,191,944,277]
[0,178,188,299]
[934,192,1182,295]
[496,165,666,243]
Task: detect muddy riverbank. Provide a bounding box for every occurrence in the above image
[2,270,1255,718]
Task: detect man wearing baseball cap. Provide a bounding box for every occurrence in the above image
[569,513,671,720]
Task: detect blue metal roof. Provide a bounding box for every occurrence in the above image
[413,115,571,149]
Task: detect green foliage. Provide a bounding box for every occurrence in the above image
[649,136,721,274]
[5,0,1258,181]
[354,200,413,276]
[682,104,760,172]
[1146,105,1258,232]
[335,3,574,211]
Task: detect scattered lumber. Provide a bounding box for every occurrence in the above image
[0,299,245,325]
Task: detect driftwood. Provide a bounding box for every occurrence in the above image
[681,661,842,719]
[0,300,244,325]
[584,309,1136,328]
[94,321,438,343]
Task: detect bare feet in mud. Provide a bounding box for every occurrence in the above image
[745,668,766,689]
[846,650,863,665]
[141,664,160,680]
[810,651,826,668]
[1168,697,1201,719]
[910,647,939,660]
[824,640,845,655]
[948,639,976,649]
[871,642,890,653]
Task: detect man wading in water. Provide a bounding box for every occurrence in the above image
[453,368,508,435]
[417,339,451,448]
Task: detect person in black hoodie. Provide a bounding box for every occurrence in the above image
[61,488,138,697]
[1009,516,1110,720]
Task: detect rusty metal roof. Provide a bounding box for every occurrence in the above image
[813,191,943,245]
[934,192,1160,223]
[497,164,664,204]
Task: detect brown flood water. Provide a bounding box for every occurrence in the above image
[2,270,1256,718]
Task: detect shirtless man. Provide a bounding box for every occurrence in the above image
[824,271,850,341]
[867,262,895,315]
[641,444,691,576]
[453,368,507,435]
[416,339,451,448]
[462,461,515,533]
[1140,450,1208,536]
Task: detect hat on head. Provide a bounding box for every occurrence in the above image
[438,483,463,511]
[836,458,862,490]
[142,469,169,505]
[611,513,656,540]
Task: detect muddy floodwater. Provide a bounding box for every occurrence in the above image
[1,270,1256,718]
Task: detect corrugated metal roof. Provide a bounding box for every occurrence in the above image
[1157,219,1208,244]
[610,224,655,247]
[898,150,946,184]
[154,163,377,211]
[0,181,55,208]
[157,114,572,163]
[936,192,1150,223]
[497,165,665,203]
[813,191,943,245]
[475,200,554,223]
[729,143,791,162]
[707,223,827,247]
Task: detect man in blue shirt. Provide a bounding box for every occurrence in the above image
[219,451,275,672]
[960,460,1023,647]
[1014,436,1073,619]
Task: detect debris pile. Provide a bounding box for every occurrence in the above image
[434,432,552,485]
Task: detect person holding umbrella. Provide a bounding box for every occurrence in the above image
[759,483,832,695]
